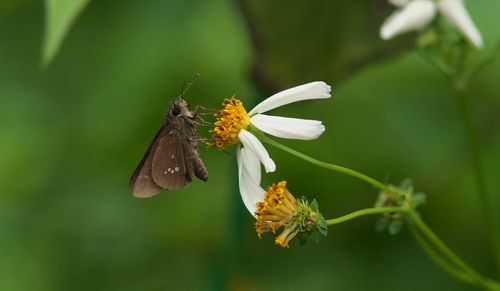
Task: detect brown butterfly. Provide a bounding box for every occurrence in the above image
[129,79,209,197]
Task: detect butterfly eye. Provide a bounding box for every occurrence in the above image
[172,107,181,116]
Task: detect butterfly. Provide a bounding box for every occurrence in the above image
[129,79,209,197]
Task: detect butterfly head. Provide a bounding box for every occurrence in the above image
[167,98,194,119]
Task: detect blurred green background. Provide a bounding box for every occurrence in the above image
[1,0,500,290]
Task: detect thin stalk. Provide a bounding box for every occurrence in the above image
[326,207,406,226]
[407,211,498,290]
[459,40,500,88]
[420,43,500,277]
[261,135,395,196]
[455,89,500,277]
[325,207,500,289]
[409,225,476,285]
[261,134,500,288]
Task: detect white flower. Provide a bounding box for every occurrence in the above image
[211,81,331,215]
[380,0,437,40]
[236,145,266,215]
[388,0,410,7]
[380,0,483,48]
[437,0,483,48]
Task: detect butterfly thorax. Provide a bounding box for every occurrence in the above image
[165,97,199,141]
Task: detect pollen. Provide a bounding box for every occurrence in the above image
[210,96,251,150]
[255,181,299,247]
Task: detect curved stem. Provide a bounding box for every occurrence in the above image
[326,207,406,226]
[261,134,500,288]
[420,43,500,277]
[409,225,476,285]
[407,211,499,290]
[460,40,500,88]
[326,207,500,290]
[455,89,500,277]
[261,135,395,196]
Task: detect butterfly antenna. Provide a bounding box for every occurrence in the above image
[189,81,219,110]
[180,73,200,98]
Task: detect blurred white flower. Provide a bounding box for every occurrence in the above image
[380,0,483,48]
[437,0,483,48]
[211,82,331,215]
[389,0,411,8]
[380,0,436,40]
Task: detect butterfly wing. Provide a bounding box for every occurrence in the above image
[151,130,195,189]
[129,125,169,198]
[130,98,209,197]
[185,142,209,182]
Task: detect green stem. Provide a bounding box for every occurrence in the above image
[418,50,456,78]
[326,207,500,290]
[261,134,500,288]
[325,207,500,289]
[261,135,395,196]
[459,40,500,88]
[420,43,500,277]
[455,89,500,277]
[409,225,476,285]
[326,207,406,226]
[407,211,499,290]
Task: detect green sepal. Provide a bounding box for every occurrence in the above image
[412,192,427,206]
[388,220,404,236]
[318,218,328,236]
[310,231,320,244]
[417,28,439,48]
[310,199,319,211]
[375,217,390,233]
[285,195,328,246]
[399,178,413,191]
[298,234,307,246]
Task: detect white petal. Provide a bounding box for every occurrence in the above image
[380,0,437,40]
[236,144,261,184]
[236,145,266,216]
[389,0,410,8]
[250,114,325,140]
[238,129,276,173]
[248,81,331,116]
[437,0,483,48]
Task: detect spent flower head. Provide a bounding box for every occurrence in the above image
[255,181,327,247]
[210,82,331,215]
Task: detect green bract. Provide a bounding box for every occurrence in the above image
[374,179,427,235]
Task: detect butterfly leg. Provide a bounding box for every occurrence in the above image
[194,115,216,127]
[193,104,219,114]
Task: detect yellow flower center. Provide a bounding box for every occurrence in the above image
[210,96,250,150]
[255,181,299,247]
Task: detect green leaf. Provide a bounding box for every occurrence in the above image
[388,220,404,236]
[41,0,91,67]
